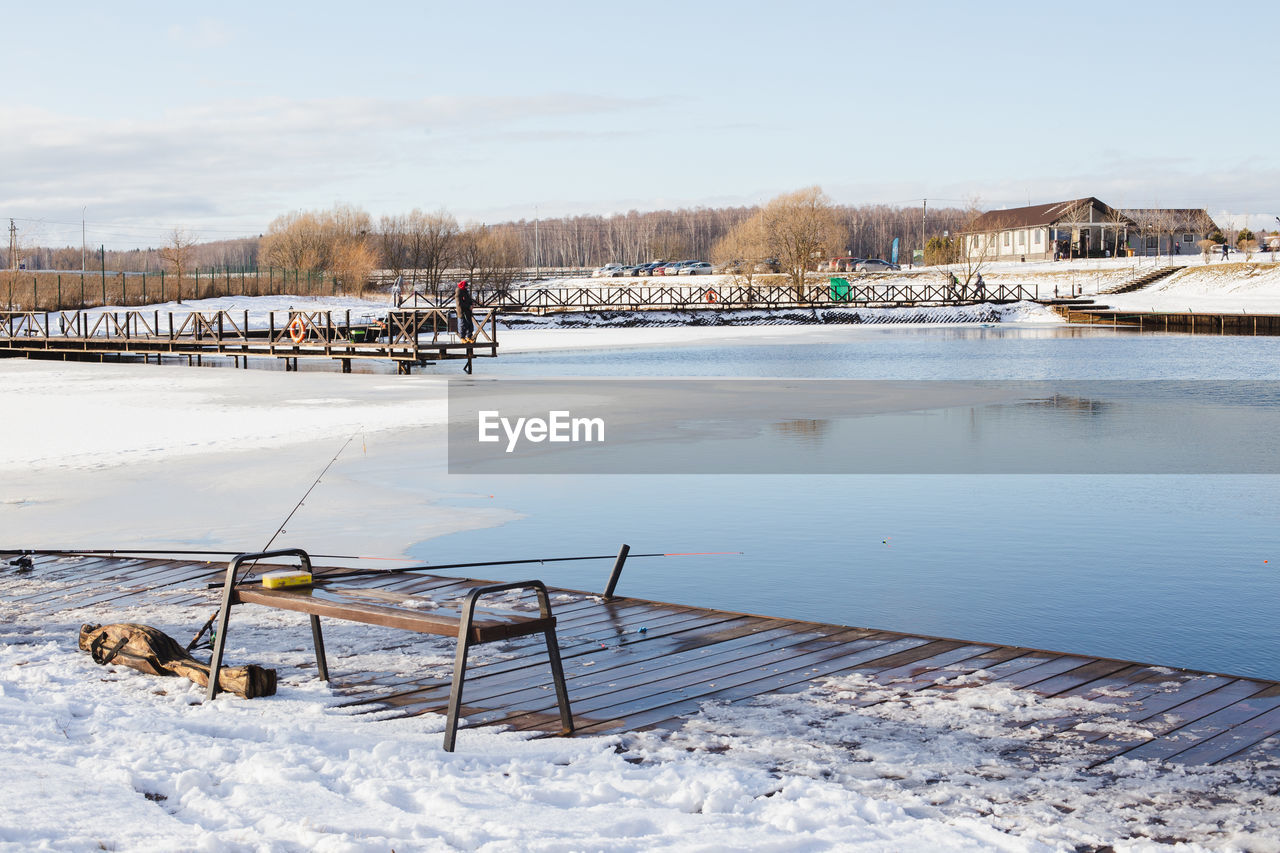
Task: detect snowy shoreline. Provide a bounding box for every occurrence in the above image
[5,315,1280,851]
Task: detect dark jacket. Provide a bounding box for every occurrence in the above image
[455,286,473,317]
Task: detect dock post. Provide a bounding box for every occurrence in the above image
[603,543,631,599]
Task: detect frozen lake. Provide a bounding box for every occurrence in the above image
[422,326,1280,680]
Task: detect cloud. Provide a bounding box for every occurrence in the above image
[0,93,664,244]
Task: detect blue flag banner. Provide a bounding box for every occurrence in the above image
[891,237,900,265]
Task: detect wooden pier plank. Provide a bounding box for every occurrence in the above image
[354,614,797,714]
[1166,699,1280,766]
[1108,684,1280,764]
[8,554,1280,767]
[421,623,874,725]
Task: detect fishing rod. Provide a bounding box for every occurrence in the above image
[304,550,744,581]
[187,433,358,651]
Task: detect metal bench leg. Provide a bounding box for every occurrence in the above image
[310,615,329,681]
[205,555,244,702]
[205,598,233,702]
[443,630,474,753]
[204,548,312,703]
[543,626,574,736]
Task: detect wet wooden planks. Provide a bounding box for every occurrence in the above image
[7,553,1280,767]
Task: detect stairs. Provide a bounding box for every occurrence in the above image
[1104,264,1185,295]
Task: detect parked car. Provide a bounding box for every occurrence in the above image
[855,259,901,272]
[754,258,782,273]
[827,257,864,272]
[592,263,624,278]
[637,261,665,276]
[679,261,714,275]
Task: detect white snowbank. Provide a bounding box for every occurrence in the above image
[2,584,1277,852]
[0,359,444,474]
[1102,261,1280,313]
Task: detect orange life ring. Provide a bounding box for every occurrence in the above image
[288,317,305,344]
[705,289,718,304]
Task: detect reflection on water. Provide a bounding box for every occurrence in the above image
[419,326,1280,679]
[771,419,830,442]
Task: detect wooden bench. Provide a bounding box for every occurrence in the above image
[203,548,574,751]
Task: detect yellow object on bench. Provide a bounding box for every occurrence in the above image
[261,570,313,589]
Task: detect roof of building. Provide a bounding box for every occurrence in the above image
[967,197,1130,232]
[1119,209,1219,231]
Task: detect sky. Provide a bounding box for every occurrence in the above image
[3,0,1277,250]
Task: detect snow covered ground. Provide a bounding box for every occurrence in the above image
[6,573,1280,852]
[4,305,1280,850]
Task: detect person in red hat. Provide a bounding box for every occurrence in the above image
[455,280,474,342]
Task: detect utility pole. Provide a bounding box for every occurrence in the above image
[534,206,541,281]
[8,219,17,270]
[921,199,927,257]
[82,207,87,272]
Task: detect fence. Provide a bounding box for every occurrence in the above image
[399,279,1038,312]
[0,268,349,312]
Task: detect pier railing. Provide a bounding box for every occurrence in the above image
[400,280,1037,313]
[0,306,498,372]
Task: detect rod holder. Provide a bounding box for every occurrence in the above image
[603,543,630,600]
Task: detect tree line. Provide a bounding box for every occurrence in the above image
[3,193,982,286]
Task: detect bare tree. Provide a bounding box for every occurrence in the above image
[158,228,199,303]
[712,213,768,289]
[1126,209,1162,259]
[953,203,1002,289]
[378,214,409,279]
[477,228,524,295]
[331,232,378,295]
[1102,205,1134,258]
[757,186,842,296]
[403,209,457,293]
[260,205,373,293]
[454,222,487,279]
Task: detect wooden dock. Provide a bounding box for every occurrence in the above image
[1049,302,1280,336]
[0,306,498,373]
[7,552,1280,767]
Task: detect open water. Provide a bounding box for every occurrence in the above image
[415,326,1280,680]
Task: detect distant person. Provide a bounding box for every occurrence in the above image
[456,280,474,342]
[1053,284,1060,299]
[974,273,986,299]
[391,274,403,304]
[1221,243,1229,261]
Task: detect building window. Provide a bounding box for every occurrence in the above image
[1034,229,1042,244]
[1017,230,1025,246]
[1145,236,1157,249]
[1003,232,1010,247]
[1183,233,1193,243]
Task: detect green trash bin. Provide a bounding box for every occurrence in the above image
[829,277,851,302]
[349,328,366,343]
